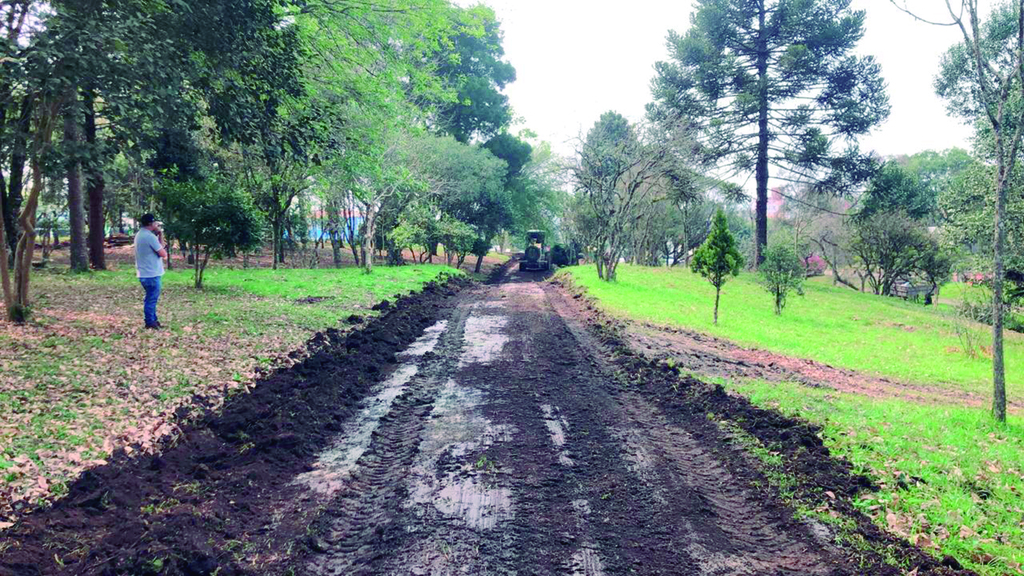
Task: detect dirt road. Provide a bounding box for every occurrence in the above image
[0,268,969,576]
[290,270,850,575]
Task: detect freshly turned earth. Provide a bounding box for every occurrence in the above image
[0,263,974,576]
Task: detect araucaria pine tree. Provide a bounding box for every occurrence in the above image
[691,209,743,324]
[650,0,890,267]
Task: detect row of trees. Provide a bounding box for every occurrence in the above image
[562,0,1021,422]
[0,1,565,304]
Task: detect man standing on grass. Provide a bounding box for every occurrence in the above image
[135,213,168,329]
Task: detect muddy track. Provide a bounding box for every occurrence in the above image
[1,267,974,576]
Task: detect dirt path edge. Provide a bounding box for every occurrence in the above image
[549,275,975,576]
[0,276,468,576]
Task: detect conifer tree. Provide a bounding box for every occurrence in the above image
[691,209,743,324]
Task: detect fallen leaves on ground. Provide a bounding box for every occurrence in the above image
[0,266,381,520]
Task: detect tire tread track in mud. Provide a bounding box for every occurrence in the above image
[544,283,844,575]
[303,308,470,576]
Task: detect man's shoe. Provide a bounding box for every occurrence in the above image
[145,323,160,330]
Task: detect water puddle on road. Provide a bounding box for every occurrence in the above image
[416,477,512,530]
[408,379,516,530]
[294,364,417,495]
[541,404,574,466]
[295,322,448,496]
[399,319,448,357]
[470,299,507,309]
[565,499,607,576]
[460,314,509,366]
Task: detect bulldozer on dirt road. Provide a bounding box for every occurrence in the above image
[519,230,550,272]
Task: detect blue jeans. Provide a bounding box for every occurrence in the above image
[140,276,162,326]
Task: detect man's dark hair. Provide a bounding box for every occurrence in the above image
[140,213,156,227]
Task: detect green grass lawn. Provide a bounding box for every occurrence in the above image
[561,265,1022,400]
[99,265,461,334]
[726,379,1024,576]
[0,264,460,511]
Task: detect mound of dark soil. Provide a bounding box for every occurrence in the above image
[0,277,467,576]
[551,277,976,576]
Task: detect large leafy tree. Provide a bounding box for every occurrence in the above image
[404,133,509,264]
[650,0,890,267]
[572,112,676,281]
[858,161,933,221]
[942,160,1024,281]
[903,148,974,214]
[432,4,516,143]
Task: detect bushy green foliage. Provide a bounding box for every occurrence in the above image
[850,210,952,297]
[758,243,804,315]
[436,216,477,269]
[859,161,933,221]
[550,244,571,267]
[942,160,1024,277]
[690,209,743,324]
[158,177,265,289]
[471,238,491,258]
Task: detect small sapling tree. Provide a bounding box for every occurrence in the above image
[759,243,804,315]
[691,209,743,325]
[159,177,264,289]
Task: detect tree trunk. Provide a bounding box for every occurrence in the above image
[713,285,721,325]
[754,1,769,269]
[0,175,12,314]
[361,213,375,274]
[4,95,31,266]
[194,245,201,288]
[198,250,210,289]
[11,96,60,323]
[271,218,281,271]
[330,232,342,268]
[85,93,105,270]
[278,222,286,264]
[474,253,484,274]
[64,97,88,273]
[992,168,1007,422]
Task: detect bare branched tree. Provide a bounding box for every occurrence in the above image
[892,0,1024,421]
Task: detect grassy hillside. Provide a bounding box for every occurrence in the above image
[561,265,1021,399]
[728,379,1024,575]
[562,263,1023,574]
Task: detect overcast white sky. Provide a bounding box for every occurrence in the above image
[475,0,975,162]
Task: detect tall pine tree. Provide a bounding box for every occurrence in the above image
[650,0,890,266]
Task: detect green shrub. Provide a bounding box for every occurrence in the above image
[758,243,805,315]
[158,176,265,289]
